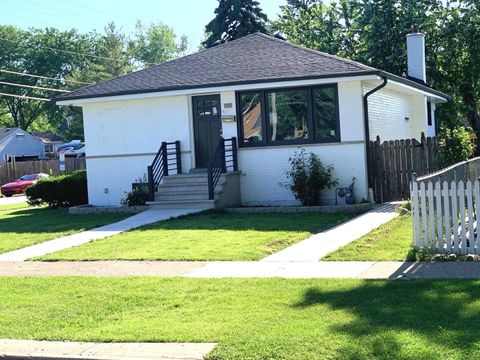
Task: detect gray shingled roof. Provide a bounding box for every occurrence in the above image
[0,128,18,142]
[58,32,449,102]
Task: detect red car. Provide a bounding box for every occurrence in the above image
[0,173,49,197]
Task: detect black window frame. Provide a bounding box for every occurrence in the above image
[236,84,341,148]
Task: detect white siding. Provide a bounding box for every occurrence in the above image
[238,143,368,206]
[366,85,431,141]
[83,95,191,206]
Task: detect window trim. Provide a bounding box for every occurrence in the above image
[236,84,340,148]
[427,101,433,127]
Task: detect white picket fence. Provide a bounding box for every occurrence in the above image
[411,179,480,254]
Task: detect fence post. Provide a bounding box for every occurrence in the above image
[411,173,421,249]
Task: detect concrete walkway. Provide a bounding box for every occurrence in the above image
[262,203,398,262]
[2,260,480,279]
[0,209,200,262]
[0,195,27,205]
[0,339,216,360]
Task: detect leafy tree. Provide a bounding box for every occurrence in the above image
[272,0,480,136]
[202,0,269,48]
[132,21,188,66]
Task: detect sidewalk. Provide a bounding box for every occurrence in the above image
[262,203,398,262]
[0,339,216,360]
[2,260,480,279]
[0,208,201,262]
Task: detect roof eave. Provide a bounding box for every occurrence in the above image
[56,70,379,105]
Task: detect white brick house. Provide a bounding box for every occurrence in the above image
[57,32,449,208]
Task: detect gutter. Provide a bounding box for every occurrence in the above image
[363,76,388,191]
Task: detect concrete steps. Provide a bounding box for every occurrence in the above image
[148,173,214,209]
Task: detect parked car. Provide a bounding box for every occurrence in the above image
[0,173,49,197]
[57,140,85,157]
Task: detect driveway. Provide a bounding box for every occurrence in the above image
[0,195,27,206]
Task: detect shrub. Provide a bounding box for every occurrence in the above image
[121,187,149,206]
[121,175,149,207]
[282,148,338,206]
[26,170,88,208]
[438,126,474,167]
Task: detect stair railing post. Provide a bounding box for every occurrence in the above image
[221,138,227,173]
[208,162,214,200]
[161,142,168,177]
[147,165,154,201]
[231,137,238,171]
[175,140,182,174]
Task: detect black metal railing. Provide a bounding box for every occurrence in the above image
[207,137,238,200]
[147,140,182,201]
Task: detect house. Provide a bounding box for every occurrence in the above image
[56,31,449,208]
[0,128,46,163]
[32,132,65,157]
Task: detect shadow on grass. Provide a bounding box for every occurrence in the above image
[293,280,480,359]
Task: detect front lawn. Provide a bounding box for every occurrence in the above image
[1,277,479,359]
[323,214,415,261]
[0,204,128,254]
[38,212,353,261]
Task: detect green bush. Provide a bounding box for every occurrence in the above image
[26,170,88,208]
[282,148,338,206]
[439,126,474,167]
[121,187,149,206]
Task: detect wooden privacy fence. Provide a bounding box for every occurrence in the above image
[0,158,86,184]
[411,157,480,255]
[368,133,439,203]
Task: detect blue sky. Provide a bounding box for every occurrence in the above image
[1,0,285,51]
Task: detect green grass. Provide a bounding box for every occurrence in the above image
[1,277,480,359]
[323,215,415,261]
[38,212,353,261]
[0,204,128,254]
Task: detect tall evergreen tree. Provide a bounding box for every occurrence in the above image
[202,0,269,48]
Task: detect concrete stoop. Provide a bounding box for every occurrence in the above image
[147,171,240,210]
[0,339,216,360]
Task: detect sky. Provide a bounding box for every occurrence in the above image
[0,0,286,51]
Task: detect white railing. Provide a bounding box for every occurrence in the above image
[411,157,480,255]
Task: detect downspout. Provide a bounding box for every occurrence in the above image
[363,76,388,198]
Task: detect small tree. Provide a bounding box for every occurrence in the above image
[438,126,474,167]
[283,148,338,206]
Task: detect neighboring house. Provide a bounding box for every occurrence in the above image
[0,128,46,163]
[32,132,65,157]
[56,31,449,207]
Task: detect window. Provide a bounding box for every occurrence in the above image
[237,85,339,147]
[314,87,339,141]
[239,92,264,144]
[267,89,309,142]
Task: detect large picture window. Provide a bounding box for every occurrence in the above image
[237,85,339,147]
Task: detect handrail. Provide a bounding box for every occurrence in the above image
[207,137,238,200]
[147,140,181,201]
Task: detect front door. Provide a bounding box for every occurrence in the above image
[192,95,222,168]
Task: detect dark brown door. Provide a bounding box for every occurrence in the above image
[192,95,222,168]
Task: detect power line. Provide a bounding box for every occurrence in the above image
[0,69,93,85]
[0,92,51,102]
[0,36,158,67]
[0,81,70,93]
